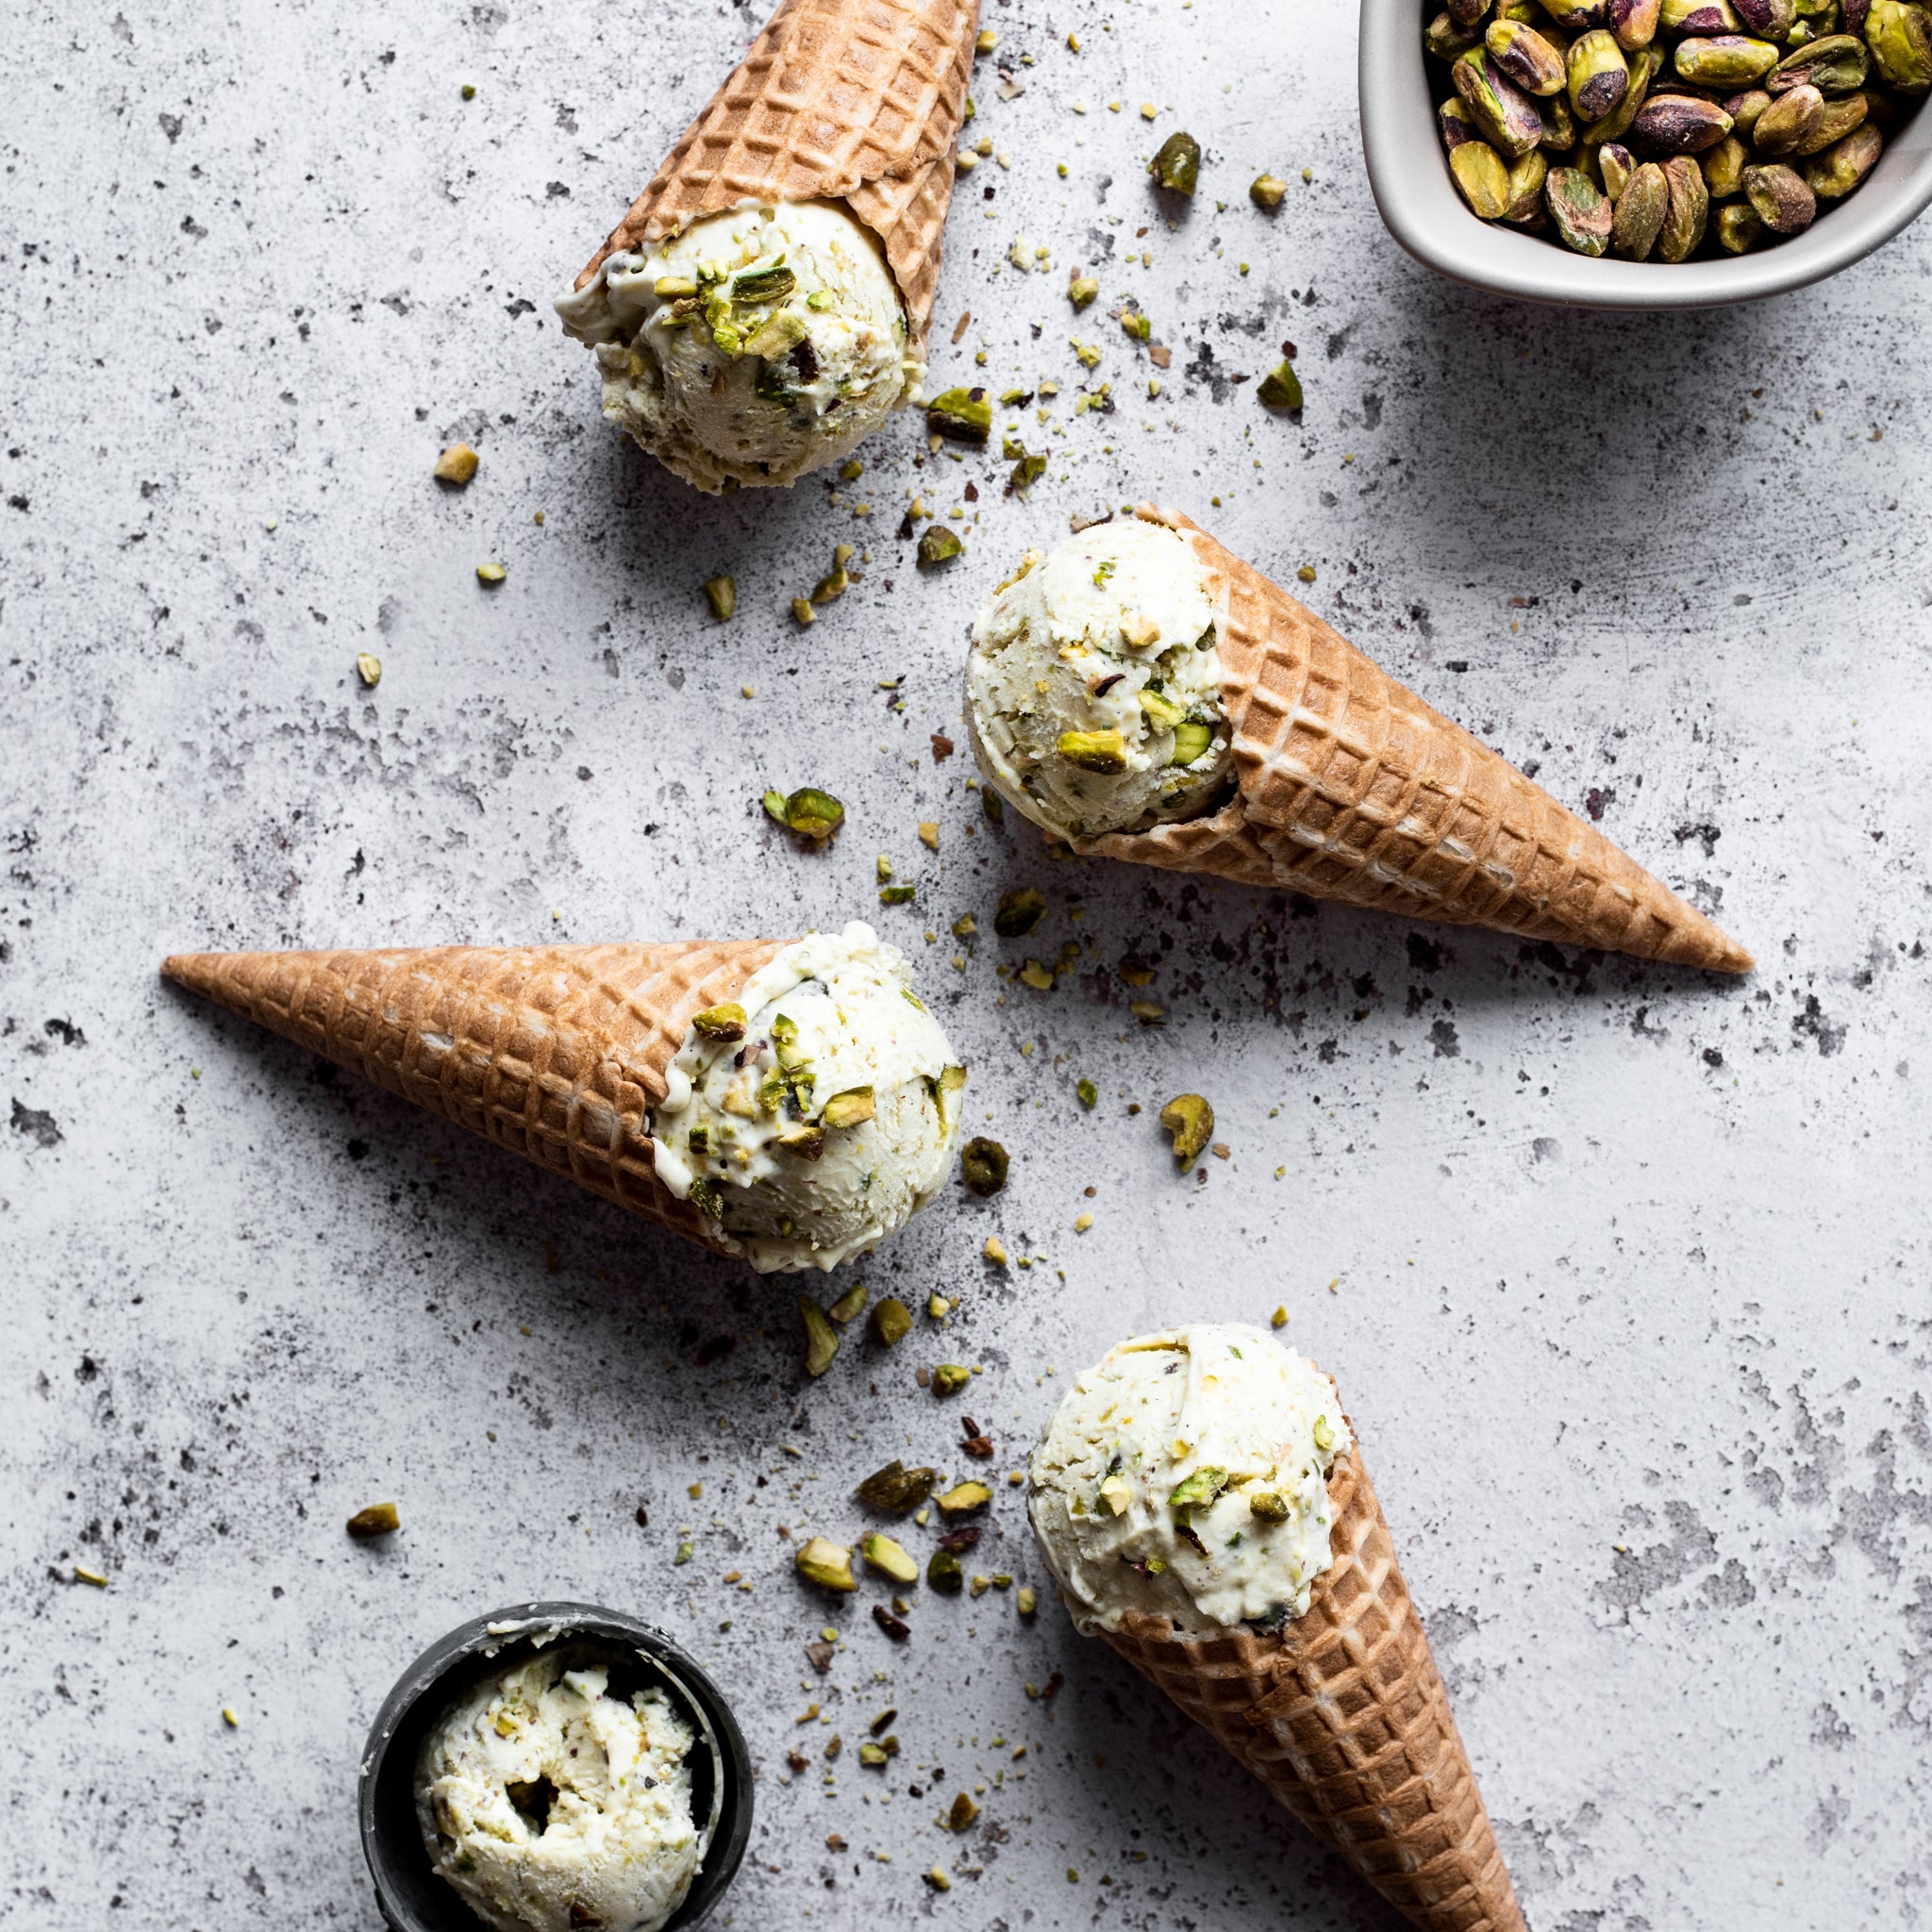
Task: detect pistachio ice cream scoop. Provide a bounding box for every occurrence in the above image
[650,922,963,1273]
[966,516,1235,841]
[417,1644,702,1932]
[557,201,923,493]
[1027,1325,1351,1635]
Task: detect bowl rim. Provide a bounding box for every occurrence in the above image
[1358,0,1932,309]
[358,1602,755,1932]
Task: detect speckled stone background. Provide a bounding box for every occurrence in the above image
[6,0,1932,1925]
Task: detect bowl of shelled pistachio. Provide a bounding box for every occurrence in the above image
[1360,0,1932,305]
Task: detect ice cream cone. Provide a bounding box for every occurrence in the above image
[1069,507,1750,972]
[1096,1420,1525,1932]
[161,939,787,1259]
[575,0,978,346]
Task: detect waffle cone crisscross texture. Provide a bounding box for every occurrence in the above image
[161,940,787,1257]
[575,0,978,342]
[1098,1426,1525,1932]
[1073,508,1750,972]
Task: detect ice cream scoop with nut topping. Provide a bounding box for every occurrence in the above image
[966,517,1235,841]
[1027,1325,1351,1635]
[555,201,923,493]
[650,922,964,1273]
[416,1644,702,1932]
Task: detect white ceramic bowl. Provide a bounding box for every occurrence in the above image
[1358,0,1932,308]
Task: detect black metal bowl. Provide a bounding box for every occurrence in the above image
[358,1603,753,1932]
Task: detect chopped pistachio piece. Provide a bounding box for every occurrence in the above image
[654,275,699,298]
[826,1283,868,1324]
[1076,1077,1098,1108]
[821,1086,876,1129]
[1168,1465,1229,1511]
[1068,270,1101,308]
[859,1741,890,1767]
[791,595,816,625]
[1313,1413,1339,1452]
[1057,728,1127,773]
[932,1362,972,1395]
[799,1297,841,1377]
[475,561,507,584]
[732,263,797,304]
[356,652,382,689]
[879,884,916,905]
[928,1546,965,1592]
[994,887,1048,937]
[1150,130,1202,192]
[766,785,845,841]
[926,387,992,444]
[960,1137,1009,1197]
[703,574,737,621]
[346,1502,400,1539]
[434,441,479,486]
[872,1296,915,1348]
[861,1532,920,1585]
[690,1002,748,1042]
[856,1459,936,1512]
[794,1536,858,1591]
[1271,1305,1289,1327]
[936,1479,992,1515]
[1257,360,1305,409]
[1158,1093,1214,1172]
[1250,171,1289,207]
[1097,1473,1132,1515]
[918,526,964,570]
[1248,1490,1291,1522]
[947,1792,981,1831]
[1017,1585,1038,1616]
[927,1292,952,1319]
[1170,721,1213,766]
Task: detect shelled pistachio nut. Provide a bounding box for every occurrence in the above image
[1701,128,1751,190]
[1734,0,1796,32]
[1594,138,1636,192]
[1426,8,1489,59]
[1752,79,1828,150]
[1658,152,1712,253]
[1570,29,1635,115]
[1612,0,1666,44]
[1455,48,1549,152]
[1714,198,1767,246]
[1769,32,1871,92]
[1803,117,1885,190]
[1439,95,1484,147]
[1504,145,1554,216]
[1743,158,1821,226]
[1794,90,1871,149]
[1611,158,1672,249]
[1661,0,1741,28]
[1542,0,1614,29]
[1676,31,1781,82]
[1630,90,1737,147]
[1867,2,1932,92]
[1489,17,1571,91]
[1541,90,1583,144]
[1725,84,1774,134]
[1546,163,1617,248]
[1450,139,1514,214]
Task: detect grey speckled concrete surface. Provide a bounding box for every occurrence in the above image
[6,0,1931,1926]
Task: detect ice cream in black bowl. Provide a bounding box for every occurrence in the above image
[359,1604,752,1932]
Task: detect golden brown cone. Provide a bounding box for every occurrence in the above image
[1066,508,1751,972]
[1094,1417,1525,1932]
[575,0,979,345]
[161,940,787,1259]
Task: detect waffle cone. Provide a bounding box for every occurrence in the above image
[575,0,978,346]
[1067,508,1750,972]
[1096,1425,1524,1932]
[161,939,788,1259]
